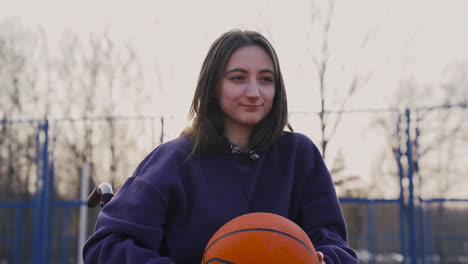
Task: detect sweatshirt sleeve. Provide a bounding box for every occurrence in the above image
[296,135,358,264]
[82,144,184,264]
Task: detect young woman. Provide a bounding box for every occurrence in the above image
[83,30,357,264]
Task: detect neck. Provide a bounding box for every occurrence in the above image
[224,123,252,151]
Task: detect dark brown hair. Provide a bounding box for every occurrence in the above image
[183,29,291,157]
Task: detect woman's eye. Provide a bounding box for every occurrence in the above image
[260,77,273,83]
[230,76,245,81]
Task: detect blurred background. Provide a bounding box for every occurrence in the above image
[1,0,467,263]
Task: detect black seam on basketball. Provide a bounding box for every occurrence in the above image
[202,228,319,262]
[204,257,237,264]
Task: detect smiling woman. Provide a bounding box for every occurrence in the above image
[217,45,276,151]
[82,29,358,264]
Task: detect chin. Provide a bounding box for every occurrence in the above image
[240,119,262,127]
[229,114,267,128]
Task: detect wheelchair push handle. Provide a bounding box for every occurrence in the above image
[87,183,114,207]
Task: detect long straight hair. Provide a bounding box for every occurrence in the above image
[183,29,291,157]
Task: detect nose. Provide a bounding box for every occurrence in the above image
[245,80,260,99]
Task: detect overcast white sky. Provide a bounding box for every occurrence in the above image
[2,0,468,114]
[2,0,468,197]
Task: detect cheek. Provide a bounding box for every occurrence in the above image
[217,89,236,111]
[219,86,241,103]
[264,87,276,103]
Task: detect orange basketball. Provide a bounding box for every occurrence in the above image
[201,212,319,264]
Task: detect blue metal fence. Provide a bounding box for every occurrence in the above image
[1,106,468,263]
[340,198,404,264]
[413,104,468,263]
[417,198,468,264]
[0,119,44,264]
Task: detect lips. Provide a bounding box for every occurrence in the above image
[240,104,262,107]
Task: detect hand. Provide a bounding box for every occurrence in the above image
[317,251,326,264]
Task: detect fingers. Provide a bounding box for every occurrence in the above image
[317,251,324,262]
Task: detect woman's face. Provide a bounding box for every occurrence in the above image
[217,45,276,133]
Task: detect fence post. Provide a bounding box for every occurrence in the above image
[366,203,375,264]
[38,120,50,264]
[77,162,90,264]
[13,207,23,264]
[405,109,417,264]
[414,113,425,263]
[396,112,407,263]
[31,123,42,263]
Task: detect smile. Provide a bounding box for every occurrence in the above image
[240,104,262,107]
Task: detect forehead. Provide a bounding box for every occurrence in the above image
[225,45,274,70]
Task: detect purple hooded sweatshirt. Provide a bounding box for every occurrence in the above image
[83,132,357,264]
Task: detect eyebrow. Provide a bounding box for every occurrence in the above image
[225,68,275,75]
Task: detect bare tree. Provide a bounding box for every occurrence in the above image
[369,69,468,260]
[416,64,468,260]
[52,29,146,199]
[0,19,45,200]
[309,0,376,161]
[301,0,395,197]
[388,69,468,198]
[98,32,145,189]
[0,19,49,261]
